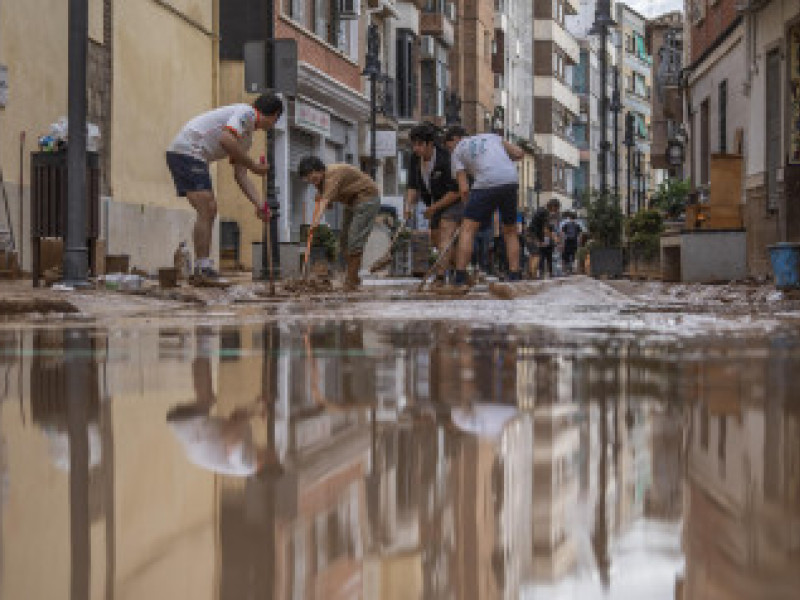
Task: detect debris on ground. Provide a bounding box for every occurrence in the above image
[0,297,79,316]
[283,277,334,294]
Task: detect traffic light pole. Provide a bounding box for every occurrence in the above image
[261,3,280,281]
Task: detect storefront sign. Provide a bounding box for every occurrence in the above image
[789,24,800,164]
[294,100,331,137]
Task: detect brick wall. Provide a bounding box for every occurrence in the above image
[276,17,361,91]
[689,0,738,65]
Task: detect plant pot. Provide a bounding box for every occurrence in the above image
[589,247,624,279]
[768,243,800,290]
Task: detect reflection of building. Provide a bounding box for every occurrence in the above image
[683,354,800,599]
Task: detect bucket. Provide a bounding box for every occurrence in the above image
[158,267,178,289]
[768,243,800,290]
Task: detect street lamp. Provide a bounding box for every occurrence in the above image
[634,149,642,213]
[610,67,622,200]
[589,0,616,195]
[363,23,382,180]
[445,91,462,126]
[623,112,635,215]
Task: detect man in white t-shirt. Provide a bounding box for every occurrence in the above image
[166,93,283,283]
[444,126,525,289]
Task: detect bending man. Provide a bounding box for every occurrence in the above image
[297,157,380,292]
[166,93,283,283]
[445,126,525,290]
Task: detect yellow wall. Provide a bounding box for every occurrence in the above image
[111,0,216,209]
[0,0,68,174]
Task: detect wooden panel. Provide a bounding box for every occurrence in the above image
[710,154,742,207]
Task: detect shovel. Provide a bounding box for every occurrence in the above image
[258,156,276,296]
[418,223,463,292]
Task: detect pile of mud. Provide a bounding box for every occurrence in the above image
[283,278,335,294]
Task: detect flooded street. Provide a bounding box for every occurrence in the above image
[0,320,798,599]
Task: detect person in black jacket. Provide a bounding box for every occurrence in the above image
[405,122,463,280]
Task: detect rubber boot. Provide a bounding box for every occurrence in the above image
[343,253,363,292]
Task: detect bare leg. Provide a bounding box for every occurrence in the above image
[437,219,458,275]
[455,219,481,271]
[502,224,521,272]
[186,190,217,260]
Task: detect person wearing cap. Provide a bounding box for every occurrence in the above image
[445,126,525,291]
[166,93,284,284]
[297,156,381,292]
[405,122,463,283]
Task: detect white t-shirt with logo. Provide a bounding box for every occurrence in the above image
[169,104,257,163]
[451,133,518,189]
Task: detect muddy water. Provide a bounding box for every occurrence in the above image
[0,322,798,600]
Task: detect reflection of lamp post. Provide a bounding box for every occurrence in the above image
[363,24,382,179]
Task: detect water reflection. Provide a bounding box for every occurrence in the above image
[0,323,798,599]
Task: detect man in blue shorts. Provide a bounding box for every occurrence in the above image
[444,126,525,290]
[166,93,283,283]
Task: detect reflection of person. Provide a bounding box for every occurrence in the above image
[298,157,381,292]
[166,330,281,477]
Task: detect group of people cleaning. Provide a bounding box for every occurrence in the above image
[165,92,583,292]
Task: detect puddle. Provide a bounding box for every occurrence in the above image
[0,322,798,599]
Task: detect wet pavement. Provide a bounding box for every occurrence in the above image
[0,319,799,599]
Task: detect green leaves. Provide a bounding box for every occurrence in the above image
[650,178,690,219]
[586,190,623,248]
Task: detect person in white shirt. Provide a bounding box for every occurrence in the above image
[444,126,525,289]
[166,93,283,282]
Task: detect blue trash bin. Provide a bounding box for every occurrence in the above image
[768,243,800,290]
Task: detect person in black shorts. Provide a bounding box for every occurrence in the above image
[444,127,525,289]
[560,213,583,274]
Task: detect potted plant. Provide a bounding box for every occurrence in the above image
[586,190,624,278]
[309,224,339,264]
[626,209,664,278]
[650,178,690,228]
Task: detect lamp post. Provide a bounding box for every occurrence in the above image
[261,0,281,282]
[589,0,615,196]
[363,24,382,180]
[623,112,634,215]
[534,174,542,210]
[445,91,462,126]
[610,67,622,200]
[64,0,89,286]
[634,149,642,213]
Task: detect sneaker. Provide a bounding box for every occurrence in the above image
[507,271,523,282]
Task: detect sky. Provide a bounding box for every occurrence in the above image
[625,0,684,17]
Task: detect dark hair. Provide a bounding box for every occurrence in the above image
[444,126,468,142]
[297,156,326,177]
[409,122,438,143]
[253,93,284,117]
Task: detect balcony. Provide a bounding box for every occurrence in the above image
[533,19,580,64]
[494,12,507,32]
[420,11,454,47]
[533,76,580,117]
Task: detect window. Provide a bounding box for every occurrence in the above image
[719,79,727,153]
[395,30,417,119]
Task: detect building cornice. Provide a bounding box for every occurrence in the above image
[297,62,370,122]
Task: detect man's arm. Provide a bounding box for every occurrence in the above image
[404,188,419,221]
[234,164,263,207]
[220,130,268,175]
[502,140,525,162]
[428,191,461,216]
[310,195,331,229]
[456,171,470,203]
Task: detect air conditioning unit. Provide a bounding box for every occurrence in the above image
[419,35,436,60]
[338,0,360,20]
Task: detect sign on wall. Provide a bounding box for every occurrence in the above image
[789,23,800,164]
[294,100,331,137]
[364,130,397,159]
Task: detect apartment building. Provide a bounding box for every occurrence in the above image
[493,0,537,215]
[533,0,582,210]
[646,11,684,179]
[567,0,619,200]
[616,3,653,211]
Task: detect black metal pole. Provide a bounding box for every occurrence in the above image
[612,68,620,199]
[65,0,89,284]
[599,26,608,195]
[370,72,377,180]
[261,3,281,281]
[627,136,632,216]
